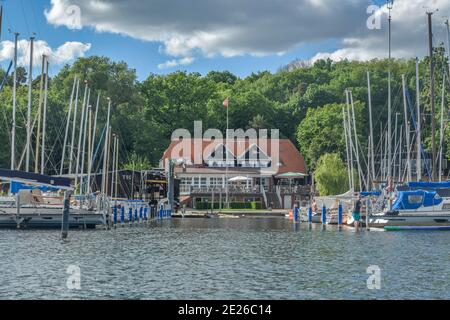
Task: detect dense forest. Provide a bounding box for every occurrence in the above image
[0,47,449,189]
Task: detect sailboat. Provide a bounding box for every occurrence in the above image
[367,13,450,230]
[0,10,108,229]
[0,170,106,228]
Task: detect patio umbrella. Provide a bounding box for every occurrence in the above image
[228,176,251,182]
[275,172,307,179]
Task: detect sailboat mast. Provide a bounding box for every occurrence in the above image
[350,91,363,191]
[35,55,45,173]
[60,76,77,175]
[398,125,403,182]
[40,58,49,175]
[79,89,91,194]
[0,6,3,40]
[102,98,112,195]
[393,113,399,180]
[74,81,88,191]
[445,20,450,80]
[105,126,112,196]
[115,136,119,199]
[387,0,393,181]
[111,134,117,198]
[416,58,421,181]
[11,32,19,170]
[69,79,80,174]
[26,36,35,172]
[343,108,352,191]
[367,71,375,189]
[380,126,384,180]
[87,93,100,194]
[427,11,437,181]
[345,90,355,191]
[439,73,446,182]
[402,75,412,182]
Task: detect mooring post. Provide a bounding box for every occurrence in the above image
[113,205,117,229]
[321,204,327,229]
[61,190,71,239]
[168,159,175,216]
[139,206,143,223]
[338,202,343,230]
[121,206,125,227]
[16,192,21,229]
[293,204,299,223]
[308,206,313,226]
[144,207,148,222]
[366,198,370,231]
[134,206,138,224]
[128,206,133,226]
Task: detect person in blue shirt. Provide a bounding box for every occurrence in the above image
[352,195,362,231]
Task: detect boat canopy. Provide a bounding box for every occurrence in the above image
[360,191,381,197]
[0,169,72,191]
[392,190,443,210]
[406,181,450,189]
[10,181,61,194]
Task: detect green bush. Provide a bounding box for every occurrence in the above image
[195,201,262,210]
[195,202,221,210]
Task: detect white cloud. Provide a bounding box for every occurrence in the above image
[44,0,450,65]
[44,0,365,60]
[0,39,91,66]
[313,0,450,62]
[158,57,195,69]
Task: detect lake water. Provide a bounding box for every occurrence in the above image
[0,217,449,300]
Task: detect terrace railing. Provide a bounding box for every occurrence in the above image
[186,185,264,195]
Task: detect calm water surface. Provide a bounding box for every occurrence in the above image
[0,218,449,299]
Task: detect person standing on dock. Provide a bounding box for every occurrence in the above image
[311,198,318,215]
[352,195,362,231]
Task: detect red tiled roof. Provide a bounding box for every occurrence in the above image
[162,138,307,175]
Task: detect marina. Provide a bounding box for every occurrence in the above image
[1,217,449,300]
[0,0,449,303]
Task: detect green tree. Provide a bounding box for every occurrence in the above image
[123,152,151,171]
[314,153,349,196]
[296,102,365,170]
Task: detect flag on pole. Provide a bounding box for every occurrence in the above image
[223,98,229,108]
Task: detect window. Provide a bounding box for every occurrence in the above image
[408,195,423,204]
[209,177,222,186]
[193,177,199,186]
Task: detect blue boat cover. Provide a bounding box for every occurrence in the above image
[360,191,382,197]
[0,169,72,191]
[392,190,443,210]
[407,181,450,189]
[10,181,60,194]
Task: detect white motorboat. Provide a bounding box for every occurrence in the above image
[369,189,450,228]
[0,190,106,229]
[0,170,106,229]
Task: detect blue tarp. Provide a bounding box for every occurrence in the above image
[407,181,450,189]
[360,191,382,197]
[10,181,60,194]
[392,190,443,210]
[0,169,72,190]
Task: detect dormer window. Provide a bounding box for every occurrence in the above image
[237,144,271,168]
[205,143,235,167]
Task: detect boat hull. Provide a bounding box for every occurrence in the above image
[0,207,105,229]
[369,213,450,228]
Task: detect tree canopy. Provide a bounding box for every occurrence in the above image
[314,153,350,196]
[0,48,449,183]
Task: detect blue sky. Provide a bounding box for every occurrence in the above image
[0,0,351,80]
[1,0,448,80]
